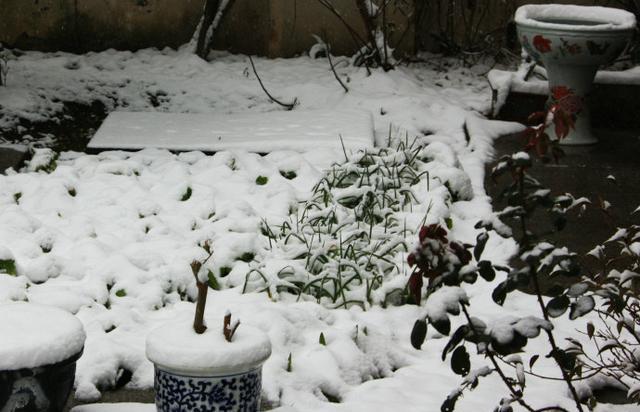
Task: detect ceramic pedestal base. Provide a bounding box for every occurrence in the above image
[546,64,598,145]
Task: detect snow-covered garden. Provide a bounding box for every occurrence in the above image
[1,2,639,412]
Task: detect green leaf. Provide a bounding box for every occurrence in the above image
[207,270,220,290]
[238,252,255,263]
[430,316,451,336]
[441,393,460,412]
[0,259,16,276]
[445,217,453,230]
[586,322,595,339]
[319,332,327,346]
[287,353,293,372]
[115,289,127,297]
[280,170,297,180]
[569,296,595,320]
[529,354,539,369]
[411,319,427,350]
[477,261,495,282]
[219,266,232,277]
[256,176,269,185]
[451,346,470,376]
[567,283,589,298]
[442,325,469,361]
[474,232,489,261]
[492,281,508,306]
[546,295,570,318]
[181,187,192,201]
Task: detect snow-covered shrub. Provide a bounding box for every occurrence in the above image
[253,140,457,309]
[409,150,595,411]
[315,0,414,71]
[408,95,640,409]
[576,223,640,404]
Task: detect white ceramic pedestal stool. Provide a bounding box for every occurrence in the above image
[515,4,636,145]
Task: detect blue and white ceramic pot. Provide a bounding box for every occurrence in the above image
[146,319,272,412]
[0,351,82,412]
[0,302,86,412]
[515,4,635,145]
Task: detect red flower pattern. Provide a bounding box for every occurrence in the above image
[533,35,552,53]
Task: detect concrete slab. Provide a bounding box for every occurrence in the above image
[87,110,375,154]
[487,128,640,281]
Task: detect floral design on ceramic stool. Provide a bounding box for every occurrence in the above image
[515,4,636,145]
[154,368,262,412]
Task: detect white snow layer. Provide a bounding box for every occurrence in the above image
[515,4,636,31]
[146,315,271,374]
[0,302,86,369]
[0,48,611,412]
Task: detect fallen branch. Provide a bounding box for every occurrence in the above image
[248,56,298,110]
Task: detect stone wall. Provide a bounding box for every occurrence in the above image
[0,0,414,57]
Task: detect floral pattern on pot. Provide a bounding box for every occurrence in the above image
[586,40,611,55]
[550,86,583,116]
[154,367,262,412]
[521,35,541,60]
[533,35,552,53]
[560,39,581,56]
[0,352,80,412]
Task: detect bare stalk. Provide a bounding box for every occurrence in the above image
[248,56,298,110]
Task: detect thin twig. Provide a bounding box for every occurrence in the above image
[327,45,349,93]
[248,56,298,111]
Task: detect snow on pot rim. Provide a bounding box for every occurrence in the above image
[0,302,86,370]
[146,319,272,376]
[515,4,636,33]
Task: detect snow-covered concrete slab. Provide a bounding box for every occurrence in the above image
[87,110,375,153]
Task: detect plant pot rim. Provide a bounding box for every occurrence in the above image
[515,4,636,34]
[146,319,271,375]
[0,302,86,371]
[0,349,84,374]
[153,362,264,378]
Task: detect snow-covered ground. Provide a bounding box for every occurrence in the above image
[0,49,625,411]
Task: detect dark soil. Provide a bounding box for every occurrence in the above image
[1,101,108,152]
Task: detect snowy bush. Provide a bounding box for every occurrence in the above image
[410,100,640,410]
[409,153,594,411]
[315,0,414,71]
[576,223,640,404]
[251,139,463,309]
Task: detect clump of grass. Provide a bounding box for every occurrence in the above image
[255,176,269,186]
[249,138,439,309]
[280,170,297,180]
[0,259,16,276]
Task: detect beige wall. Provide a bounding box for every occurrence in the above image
[0,0,414,57]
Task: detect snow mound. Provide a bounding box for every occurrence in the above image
[0,302,85,370]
